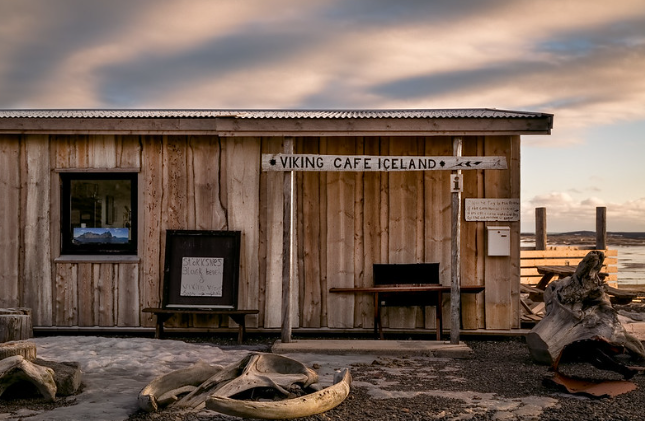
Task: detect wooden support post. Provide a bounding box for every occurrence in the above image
[281,137,294,343]
[450,137,462,344]
[535,207,547,250]
[596,206,607,250]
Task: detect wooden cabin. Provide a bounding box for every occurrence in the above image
[0,109,553,335]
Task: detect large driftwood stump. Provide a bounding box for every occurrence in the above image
[527,251,645,367]
[0,355,57,401]
[0,308,33,343]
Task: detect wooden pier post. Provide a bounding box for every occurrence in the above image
[596,207,607,250]
[535,207,547,250]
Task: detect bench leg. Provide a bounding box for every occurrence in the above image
[374,293,384,340]
[229,314,247,344]
[435,292,443,341]
[154,314,172,339]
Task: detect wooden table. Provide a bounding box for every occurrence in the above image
[329,285,484,340]
[142,308,258,344]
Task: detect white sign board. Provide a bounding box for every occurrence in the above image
[180,257,224,297]
[465,199,520,221]
[262,154,507,172]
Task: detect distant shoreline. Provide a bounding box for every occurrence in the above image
[520,231,645,247]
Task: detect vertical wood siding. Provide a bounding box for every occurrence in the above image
[296,136,519,331]
[0,135,21,309]
[3,134,519,331]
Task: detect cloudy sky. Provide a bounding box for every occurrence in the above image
[1,0,644,232]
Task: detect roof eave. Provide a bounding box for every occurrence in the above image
[0,115,553,136]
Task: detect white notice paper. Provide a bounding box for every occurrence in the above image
[180,257,224,297]
[465,199,520,221]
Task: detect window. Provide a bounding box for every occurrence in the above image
[61,173,137,255]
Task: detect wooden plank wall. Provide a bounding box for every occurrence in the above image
[1,133,519,331]
[0,135,21,309]
[295,135,519,331]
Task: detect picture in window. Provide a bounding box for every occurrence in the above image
[61,173,137,254]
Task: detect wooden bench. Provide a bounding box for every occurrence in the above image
[142,308,259,344]
[330,263,484,340]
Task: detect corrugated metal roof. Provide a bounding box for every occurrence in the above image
[0,108,551,120]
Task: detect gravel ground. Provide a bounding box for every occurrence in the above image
[123,336,645,421]
[3,332,645,420]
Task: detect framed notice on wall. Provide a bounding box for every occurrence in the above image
[162,230,241,309]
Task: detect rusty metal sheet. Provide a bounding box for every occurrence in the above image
[546,372,637,398]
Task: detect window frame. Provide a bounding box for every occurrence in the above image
[60,172,138,255]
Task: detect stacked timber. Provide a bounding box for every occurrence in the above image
[0,308,32,343]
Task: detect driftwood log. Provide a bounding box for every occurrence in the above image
[527,251,645,368]
[35,359,82,396]
[0,308,33,343]
[0,341,82,399]
[0,355,57,401]
[0,341,37,361]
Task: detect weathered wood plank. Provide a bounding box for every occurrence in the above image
[0,135,21,308]
[509,135,521,329]
[483,136,513,330]
[300,139,323,328]
[424,137,452,329]
[281,136,294,342]
[387,137,420,329]
[22,135,53,326]
[117,263,139,327]
[353,137,368,328]
[521,258,618,268]
[520,249,618,258]
[158,135,190,330]
[140,136,164,328]
[318,138,329,327]
[225,137,261,327]
[162,136,189,230]
[52,135,75,168]
[74,135,90,168]
[360,137,381,329]
[326,138,355,328]
[190,135,227,230]
[379,140,390,265]
[461,136,486,329]
[521,264,617,275]
[258,138,270,328]
[97,263,115,327]
[116,135,142,169]
[54,263,77,327]
[77,263,95,327]
[89,135,117,168]
[262,138,284,328]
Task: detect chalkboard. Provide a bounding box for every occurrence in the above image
[162,230,241,309]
